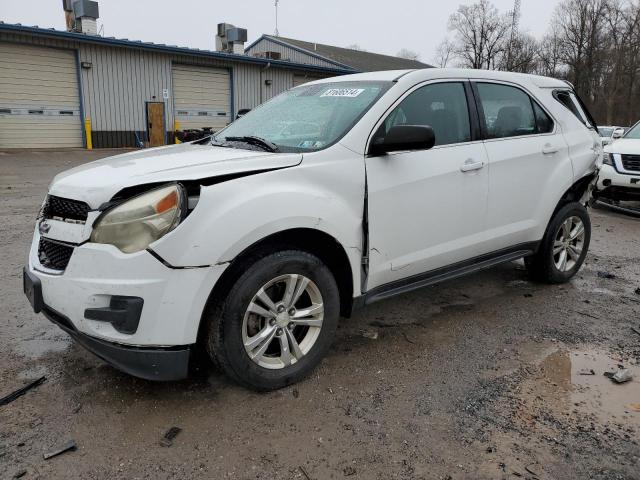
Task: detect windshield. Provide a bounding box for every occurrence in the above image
[214,81,391,152]
[598,127,614,137]
[624,122,640,139]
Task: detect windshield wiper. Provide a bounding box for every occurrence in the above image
[223,136,280,152]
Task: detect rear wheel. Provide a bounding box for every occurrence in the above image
[525,202,591,283]
[204,250,340,391]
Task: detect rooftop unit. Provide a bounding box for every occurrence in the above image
[62,0,99,35]
[215,23,247,55]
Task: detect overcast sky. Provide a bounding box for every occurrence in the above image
[0,0,560,63]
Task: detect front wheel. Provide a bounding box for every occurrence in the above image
[525,202,591,283]
[204,250,340,391]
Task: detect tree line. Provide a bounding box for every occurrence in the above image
[435,0,640,126]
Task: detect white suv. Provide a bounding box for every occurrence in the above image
[595,120,640,203]
[24,69,600,390]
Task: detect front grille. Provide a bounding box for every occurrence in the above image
[42,195,90,222]
[621,154,640,172]
[38,238,74,270]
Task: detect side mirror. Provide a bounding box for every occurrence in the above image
[612,128,625,139]
[236,108,251,120]
[369,125,435,156]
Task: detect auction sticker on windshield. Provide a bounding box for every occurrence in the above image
[320,88,365,98]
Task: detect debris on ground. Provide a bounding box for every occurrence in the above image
[634,287,640,295]
[0,376,46,407]
[525,464,540,476]
[578,368,596,376]
[604,369,633,384]
[361,330,378,340]
[159,427,182,447]
[292,388,299,399]
[43,440,77,460]
[629,403,640,412]
[13,470,27,479]
[597,271,616,279]
[299,465,312,480]
[343,465,357,476]
[632,327,640,336]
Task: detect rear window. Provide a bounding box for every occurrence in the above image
[554,90,596,129]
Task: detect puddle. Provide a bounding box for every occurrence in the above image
[540,349,640,425]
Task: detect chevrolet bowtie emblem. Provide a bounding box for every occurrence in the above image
[39,221,51,235]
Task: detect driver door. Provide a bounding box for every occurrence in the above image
[365,81,490,291]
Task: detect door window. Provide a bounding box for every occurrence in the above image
[532,102,554,134]
[476,83,539,139]
[382,82,471,146]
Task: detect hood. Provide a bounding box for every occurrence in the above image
[49,143,303,208]
[604,138,640,155]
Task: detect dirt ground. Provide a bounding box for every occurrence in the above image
[1,149,639,480]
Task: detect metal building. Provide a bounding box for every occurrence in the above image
[0,22,352,149]
[245,35,431,72]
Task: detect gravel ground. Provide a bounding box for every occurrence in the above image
[1,149,639,480]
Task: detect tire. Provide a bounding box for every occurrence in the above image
[525,202,591,283]
[204,249,340,391]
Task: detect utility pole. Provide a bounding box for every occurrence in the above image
[274,0,280,37]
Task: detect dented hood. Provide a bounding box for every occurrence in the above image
[49,143,303,208]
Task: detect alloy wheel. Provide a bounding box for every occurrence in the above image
[553,216,585,272]
[242,274,324,369]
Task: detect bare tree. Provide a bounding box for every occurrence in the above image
[536,26,565,78]
[433,39,455,67]
[447,0,511,69]
[346,43,366,52]
[433,0,640,124]
[396,48,421,61]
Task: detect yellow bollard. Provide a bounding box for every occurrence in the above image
[174,120,181,144]
[84,118,93,150]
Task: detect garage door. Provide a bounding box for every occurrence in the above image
[172,64,231,131]
[293,74,323,87]
[0,42,82,149]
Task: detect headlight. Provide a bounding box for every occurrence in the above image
[91,184,185,253]
[602,152,615,166]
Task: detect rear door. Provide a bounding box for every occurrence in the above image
[473,81,572,250]
[366,81,490,290]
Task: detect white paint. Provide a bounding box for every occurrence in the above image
[27,68,598,358]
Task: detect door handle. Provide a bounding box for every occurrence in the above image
[460,159,484,172]
[542,144,559,155]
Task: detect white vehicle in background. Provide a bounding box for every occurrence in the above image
[595,120,640,203]
[24,69,599,390]
[598,125,626,146]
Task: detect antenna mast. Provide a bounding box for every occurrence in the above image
[507,0,521,69]
[274,0,280,37]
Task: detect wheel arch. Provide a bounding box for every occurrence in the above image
[553,171,596,214]
[196,228,356,346]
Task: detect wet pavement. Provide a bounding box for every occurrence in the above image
[1,149,639,479]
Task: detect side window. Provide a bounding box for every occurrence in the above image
[533,102,554,133]
[383,82,471,146]
[554,90,594,128]
[476,83,536,139]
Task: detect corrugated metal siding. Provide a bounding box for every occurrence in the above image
[0,31,341,148]
[246,38,338,68]
[79,44,172,135]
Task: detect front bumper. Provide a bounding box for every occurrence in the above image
[25,229,228,380]
[24,267,190,380]
[595,163,640,201]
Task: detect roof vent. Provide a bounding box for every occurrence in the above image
[215,23,247,54]
[62,0,99,35]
